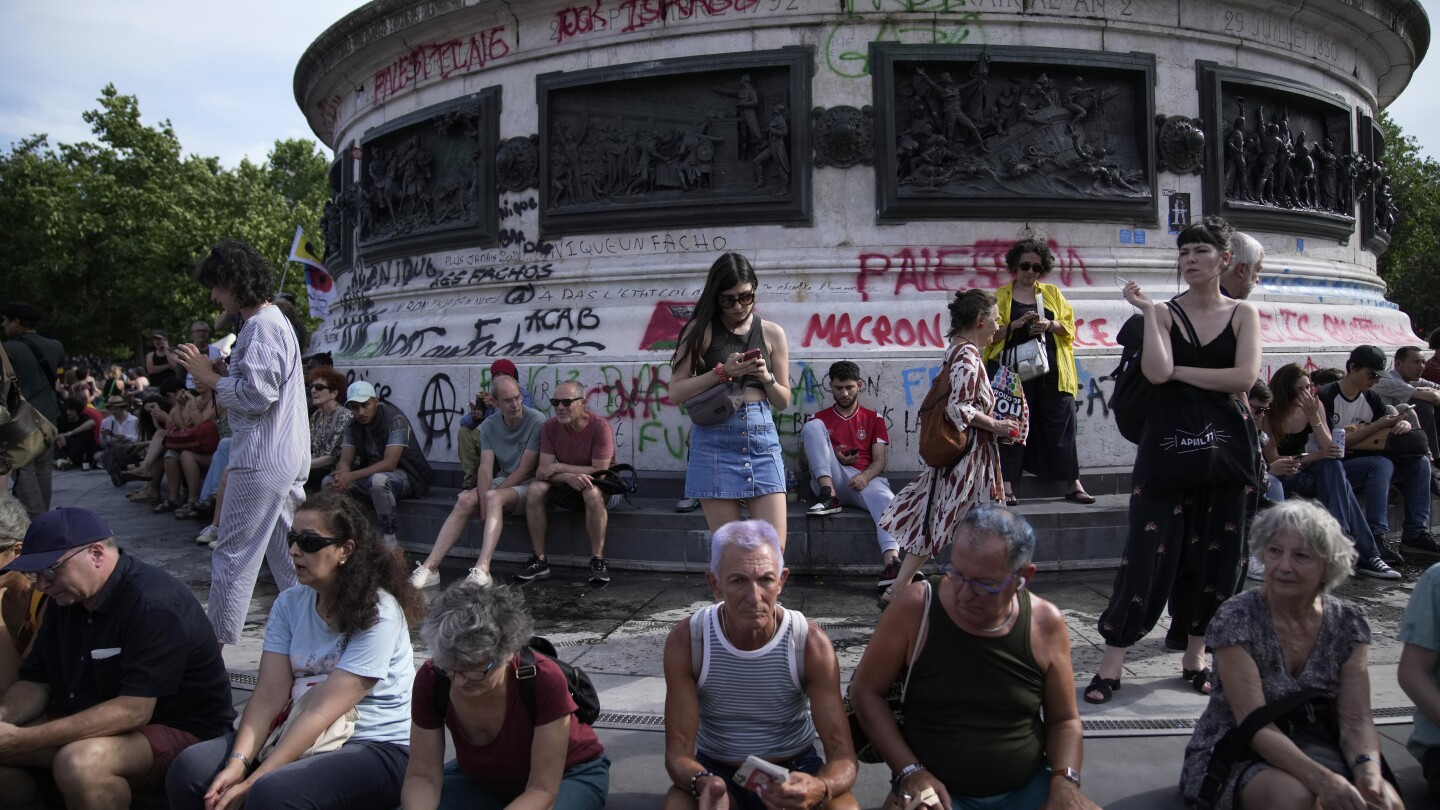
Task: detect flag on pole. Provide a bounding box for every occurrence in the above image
[288,226,335,319]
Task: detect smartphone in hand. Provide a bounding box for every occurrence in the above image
[742,348,763,361]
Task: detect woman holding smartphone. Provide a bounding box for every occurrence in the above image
[667,253,792,549]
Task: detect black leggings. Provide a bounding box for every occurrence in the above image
[1000,375,1079,484]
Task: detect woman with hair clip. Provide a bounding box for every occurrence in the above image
[1085,216,1262,705]
[167,490,425,810]
[173,240,310,648]
[666,253,793,548]
[877,289,1017,608]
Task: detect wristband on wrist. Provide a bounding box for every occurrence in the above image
[713,362,731,382]
[813,778,832,809]
[229,752,252,769]
[897,762,927,782]
[1352,753,1378,768]
[690,770,718,798]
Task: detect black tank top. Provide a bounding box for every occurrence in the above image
[700,319,772,391]
[1168,304,1238,370]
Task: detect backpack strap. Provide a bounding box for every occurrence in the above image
[518,646,540,722]
[15,335,57,388]
[1196,687,1330,807]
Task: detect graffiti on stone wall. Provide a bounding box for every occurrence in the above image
[371,26,513,105]
[854,239,1093,302]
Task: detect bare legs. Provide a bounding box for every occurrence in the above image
[700,492,787,551]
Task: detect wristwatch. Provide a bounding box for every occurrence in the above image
[1352,753,1378,768]
[1055,767,1081,788]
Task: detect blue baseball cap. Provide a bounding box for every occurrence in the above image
[2,508,113,573]
[345,381,378,404]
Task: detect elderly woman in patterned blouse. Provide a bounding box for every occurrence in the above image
[307,367,353,491]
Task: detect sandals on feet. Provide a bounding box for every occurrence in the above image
[1083,674,1122,704]
[1004,494,1019,507]
[153,499,180,513]
[1182,667,1213,695]
[174,502,200,520]
[1064,490,1097,504]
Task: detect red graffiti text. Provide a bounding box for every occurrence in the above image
[553,1,607,44]
[372,27,512,104]
[855,239,1091,302]
[802,313,945,349]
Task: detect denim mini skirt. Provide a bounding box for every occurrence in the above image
[685,401,786,500]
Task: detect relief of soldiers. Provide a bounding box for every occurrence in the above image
[751,104,791,190]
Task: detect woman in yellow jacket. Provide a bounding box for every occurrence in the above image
[983,238,1094,504]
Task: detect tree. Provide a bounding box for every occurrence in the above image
[0,85,330,359]
[1377,111,1440,336]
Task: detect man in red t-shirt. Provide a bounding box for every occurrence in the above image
[801,361,899,589]
[521,379,618,584]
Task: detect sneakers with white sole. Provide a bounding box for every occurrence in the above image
[467,568,492,586]
[196,525,219,547]
[410,562,440,589]
[1355,556,1402,580]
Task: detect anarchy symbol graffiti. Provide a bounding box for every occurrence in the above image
[419,373,461,453]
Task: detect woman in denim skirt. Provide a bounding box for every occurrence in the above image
[668,253,793,549]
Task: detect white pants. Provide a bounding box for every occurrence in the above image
[801,419,898,554]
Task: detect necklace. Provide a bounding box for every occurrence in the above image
[979,598,1016,633]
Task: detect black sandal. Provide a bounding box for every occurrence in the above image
[1083,673,1121,704]
[1182,667,1213,695]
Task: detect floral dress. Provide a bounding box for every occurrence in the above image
[879,341,1004,556]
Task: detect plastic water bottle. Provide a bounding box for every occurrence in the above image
[786,467,798,502]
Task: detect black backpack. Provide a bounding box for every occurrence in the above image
[1108,301,1197,445]
[431,636,600,726]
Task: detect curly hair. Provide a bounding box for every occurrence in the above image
[308,367,347,396]
[1004,238,1054,277]
[671,252,760,374]
[193,239,277,309]
[295,490,425,636]
[946,288,995,339]
[1248,499,1356,593]
[420,580,534,672]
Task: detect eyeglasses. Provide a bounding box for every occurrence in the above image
[39,546,88,581]
[717,291,756,309]
[309,384,330,392]
[1364,371,1381,381]
[1250,404,1271,416]
[438,659,497,682]
[1015,261,1043,272]
[550,397,582,408]
[287,530,345,554]
[939,563,1020,597]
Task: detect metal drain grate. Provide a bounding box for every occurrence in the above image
[594,711,666,730]
[1084,718,1197,732]
[1374,706,1416,719]
[228,671,258,688]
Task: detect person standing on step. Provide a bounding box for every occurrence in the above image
[666,252,792,549]
[519,380,618,584]
[982,238,1094,506]
[2,302,64,519]
[411,374,543,590]
[327,381,435,549]
[173,241,308,650]
[877,289,1015,609]
[1086,217,1261,706]
[801,361,900,592]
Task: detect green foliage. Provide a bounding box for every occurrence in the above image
[1377,111,1440,336]
[0,85,330,358]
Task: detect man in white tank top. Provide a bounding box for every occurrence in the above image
[660,520,860,810]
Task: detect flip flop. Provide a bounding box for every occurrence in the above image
[1005,494,1019,507]
[153,499,180,514]
[1083,674,1121,704]
[1064,490,1097,504]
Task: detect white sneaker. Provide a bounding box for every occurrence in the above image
[1246,555,1265,581]
[410,562,440,589]
[467,568,492,586]
[196,525,219,547]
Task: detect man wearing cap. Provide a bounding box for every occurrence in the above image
[1317,345,1436,563]
[3,302,65,519]
[327,382,436,546]
[410,374,544,589]
[1374,345,1440,495]
[0,508,234,809]
[458,359,534,490]
[98,398,142,488]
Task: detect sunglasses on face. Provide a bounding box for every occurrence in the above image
[550,397,582,408]
[939,563,1020,597]
[309,384,330,392]
[717,291,756,309]
[1364,371,1381,381]
[1015,261,1043,272]
[1250,404,1271,415]
[439,659,497,682]
[287,530,345,553]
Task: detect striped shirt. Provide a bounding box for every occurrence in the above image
[216,305,309,478]
[694,605,817,762]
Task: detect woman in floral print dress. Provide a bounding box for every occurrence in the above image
[877,289,1016,607]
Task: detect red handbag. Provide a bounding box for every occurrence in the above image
[163,420,220,453]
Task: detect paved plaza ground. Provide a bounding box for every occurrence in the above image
[36,468,1437,808]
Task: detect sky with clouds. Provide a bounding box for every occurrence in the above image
[1,0,1437,166]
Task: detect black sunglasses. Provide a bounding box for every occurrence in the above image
[287,530,345,553]
[550,397,583,408]
[309,384,330,391]
[1015,261,1044,272]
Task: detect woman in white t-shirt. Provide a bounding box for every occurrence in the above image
[166,491,426,810]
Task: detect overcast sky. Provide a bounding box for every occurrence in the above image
[2,0,1437,166]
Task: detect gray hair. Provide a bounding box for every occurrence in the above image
[709,519,784,576]
[492,374,520,397]
[1229,231,1264,273]
[1248,499,1356,593]
[556,379,586,400]
[956,504,1036,568]
[0,493,29,550]
[419,580,535,672]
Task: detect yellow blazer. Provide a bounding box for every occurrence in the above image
[982,281,1079,397]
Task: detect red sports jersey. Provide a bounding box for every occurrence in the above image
[811,405,888,472]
